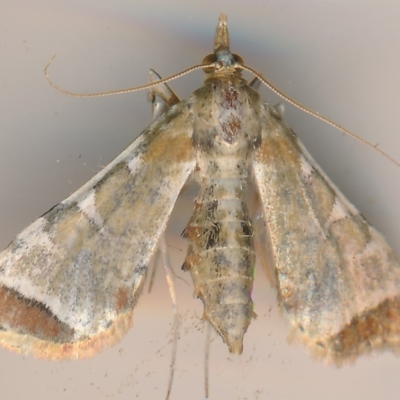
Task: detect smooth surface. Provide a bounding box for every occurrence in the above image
[1,1,400,399]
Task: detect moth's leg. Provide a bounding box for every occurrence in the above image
[249,75,284,287]
[249,74,282,285]
[148,69,180,120]
[147,68,192,288]
[147,69,181,293]
[249,76,261,91]
[147,249,161,293]
[273,102,285,118]
[204,321,212,399]
[248,182,277,288]
[248,76,276,282]
[147,70,181,400]
[159,235,179,400]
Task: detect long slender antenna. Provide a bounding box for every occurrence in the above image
[44,54,216,98]
[239,64,400,168]
[45,54,398,167]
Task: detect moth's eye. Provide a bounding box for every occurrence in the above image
[232,53,244,65]
[202,53,219,73]
[202,53,244,73]
[202,53,244,66]
[202,53,216,65]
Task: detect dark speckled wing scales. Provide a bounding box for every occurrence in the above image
[253,103,400,364]
[0,100,195,359]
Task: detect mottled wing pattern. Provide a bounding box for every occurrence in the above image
[0,100,196,359]
[253,103,400,363]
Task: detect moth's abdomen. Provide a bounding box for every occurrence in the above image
[182,176,255,353]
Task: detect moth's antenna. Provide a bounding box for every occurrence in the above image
[44,54,217,97]
[240,64,400,168]
[45,49,398,167]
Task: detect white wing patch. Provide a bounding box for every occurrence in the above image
[326,199,349,226]
[77,190,104,227]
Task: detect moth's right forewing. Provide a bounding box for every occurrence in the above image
[0,99,196,359]
[252,103,400,363]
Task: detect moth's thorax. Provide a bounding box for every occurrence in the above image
[192,75,262,156]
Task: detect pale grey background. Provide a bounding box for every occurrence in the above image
[1,1,400,399]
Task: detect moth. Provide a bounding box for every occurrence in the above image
[1,14,400,369]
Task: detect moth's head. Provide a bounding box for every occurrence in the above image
[202,14,244,75]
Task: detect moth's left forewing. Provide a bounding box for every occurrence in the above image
[0,99,196,359]
[252,102,400,363]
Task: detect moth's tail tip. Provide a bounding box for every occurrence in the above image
[210,318,245,354]
[207,303,251,354]
[223,329,246,354]
[227,339,244,354]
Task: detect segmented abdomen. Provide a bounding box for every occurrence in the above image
[182,169,255,354]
